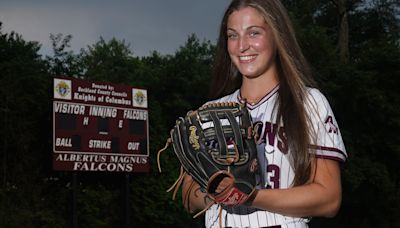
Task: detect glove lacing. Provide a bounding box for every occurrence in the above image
[157,138,216,218]
[157,138,172,173]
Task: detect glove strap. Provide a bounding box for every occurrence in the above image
[243,189,259,206]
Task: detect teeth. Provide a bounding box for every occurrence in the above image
[239,55,256,61]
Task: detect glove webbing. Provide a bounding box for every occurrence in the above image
[210,110,243,160]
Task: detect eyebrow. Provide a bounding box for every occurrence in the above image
[227,25,266,32]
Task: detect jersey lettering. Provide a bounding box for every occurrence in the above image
[266,164,280,189]
[277,127,288,154]
[254,121,288,154]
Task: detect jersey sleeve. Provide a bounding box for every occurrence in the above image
[306,88,347,162]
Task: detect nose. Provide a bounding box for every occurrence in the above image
[239,36,250,53]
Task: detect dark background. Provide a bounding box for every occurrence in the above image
[1,0,399,227]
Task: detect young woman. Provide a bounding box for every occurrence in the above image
[182,0,347,227]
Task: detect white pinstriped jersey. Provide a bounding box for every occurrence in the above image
[204,85,347,228]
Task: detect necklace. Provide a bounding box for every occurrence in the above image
[243,97,261,105]
[240,83,279,105]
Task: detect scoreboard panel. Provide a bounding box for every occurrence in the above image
[52,76,149,172]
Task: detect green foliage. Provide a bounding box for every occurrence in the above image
[126,34,214,227]
[45,33,83,77]
[80,37,138,84]
[77,184,118,228]
[284,1,400,227]
[144,34,215,126]
[0,23,55,227]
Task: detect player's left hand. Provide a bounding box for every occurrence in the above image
[215,177,234,194]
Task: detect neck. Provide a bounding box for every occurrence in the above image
[240,71,279,104]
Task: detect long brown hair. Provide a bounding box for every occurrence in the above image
[209,0,317,186]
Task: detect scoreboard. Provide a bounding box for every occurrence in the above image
[52,76,149,172]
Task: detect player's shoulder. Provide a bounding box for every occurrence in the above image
[306,87,326,101]
[206,89,240,104]
[305,87,331,107]
[304,87,334,116]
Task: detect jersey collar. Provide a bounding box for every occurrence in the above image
[237,84,280,109]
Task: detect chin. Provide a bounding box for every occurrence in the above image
[240,70,263,78]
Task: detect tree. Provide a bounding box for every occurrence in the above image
[156,34,215,125]
[80,37,138,84]
[126,34,215,227]
[283,1,400,227]
[46,33,83,77]
[331,0,350,63]
[0,23,65,227]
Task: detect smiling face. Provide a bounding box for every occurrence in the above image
[227,7,277,79]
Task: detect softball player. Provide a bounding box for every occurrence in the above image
[181,0,347,227]
[204,86,347,228]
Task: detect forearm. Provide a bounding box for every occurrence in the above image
[252,182,341,217]
[252,159,342,218]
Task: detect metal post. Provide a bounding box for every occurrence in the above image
[123,174,130,228]
[71,172,78,228]
[1,96,9,228]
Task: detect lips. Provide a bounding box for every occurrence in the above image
[239,55,257,62]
